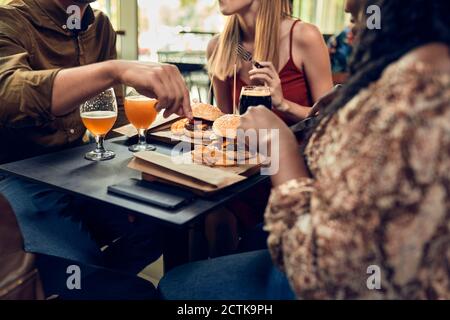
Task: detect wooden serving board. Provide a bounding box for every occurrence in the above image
[127,151,262,196]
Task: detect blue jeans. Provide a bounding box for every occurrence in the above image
[158,250,295,300]
[0,175,162,297]
[35,255,157,300]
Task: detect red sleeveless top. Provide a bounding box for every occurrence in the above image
[227,20,312,126]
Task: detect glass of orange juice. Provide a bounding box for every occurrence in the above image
[125,89,158,152]
[80,88,118,161]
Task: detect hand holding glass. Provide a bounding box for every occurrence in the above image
[239,86,272,115]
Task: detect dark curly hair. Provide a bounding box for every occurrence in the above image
[305,0,450,142]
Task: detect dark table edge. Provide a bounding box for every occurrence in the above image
[0,166,270,229]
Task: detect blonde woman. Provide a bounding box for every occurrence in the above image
[208,0,333,124]
[204,0,333,257]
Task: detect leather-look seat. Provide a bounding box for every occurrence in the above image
[0,193,44,300]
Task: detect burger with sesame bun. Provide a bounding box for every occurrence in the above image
[182,103,224,139]
[192,114,254,167]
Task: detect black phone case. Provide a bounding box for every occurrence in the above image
[108,179,193,210]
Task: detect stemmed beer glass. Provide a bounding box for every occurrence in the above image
[80,88,118,161]
[124,88,158,152]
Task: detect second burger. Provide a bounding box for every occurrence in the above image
[171,103,224,140]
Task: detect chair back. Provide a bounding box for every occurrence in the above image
[0,194,45,300]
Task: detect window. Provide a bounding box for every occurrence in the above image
[293,0,349,35]
[137,0,224,62]
[91,0,119,29]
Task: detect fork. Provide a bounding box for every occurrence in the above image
[236,43,263,69]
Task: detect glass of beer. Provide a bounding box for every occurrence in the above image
[80,88,117,161]
[125,89,158,152]
[239,86,272,115]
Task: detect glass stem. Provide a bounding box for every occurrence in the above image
[138,129,147,146]
[95,135,106,154]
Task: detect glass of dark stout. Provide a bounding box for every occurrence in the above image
[239,86,272,115]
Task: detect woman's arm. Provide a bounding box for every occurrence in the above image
[275,22,334,121]
[248,61,312,120]
[211,78,233,114]
[206,36,233,114]
[248,23,333,122]
[295,23,333,106]
[239,105,310,185]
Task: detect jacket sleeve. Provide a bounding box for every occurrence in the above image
[0,33,61,128]
[264,177,315,271]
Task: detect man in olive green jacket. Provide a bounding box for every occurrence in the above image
[0,0,192,299]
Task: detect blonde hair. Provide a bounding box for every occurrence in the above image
[208,0,292,81]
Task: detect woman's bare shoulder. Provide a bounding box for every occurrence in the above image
[291,21,324,49]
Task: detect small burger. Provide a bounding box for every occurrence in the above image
[192,145,236,167]
[192,114,254,166]
[212,114,241,140]
[184,103,224,139]
[170,103,223,139]
[213,114,253,161]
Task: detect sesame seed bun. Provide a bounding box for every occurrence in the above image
[191,103,224,121]
[212,114,241,140]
